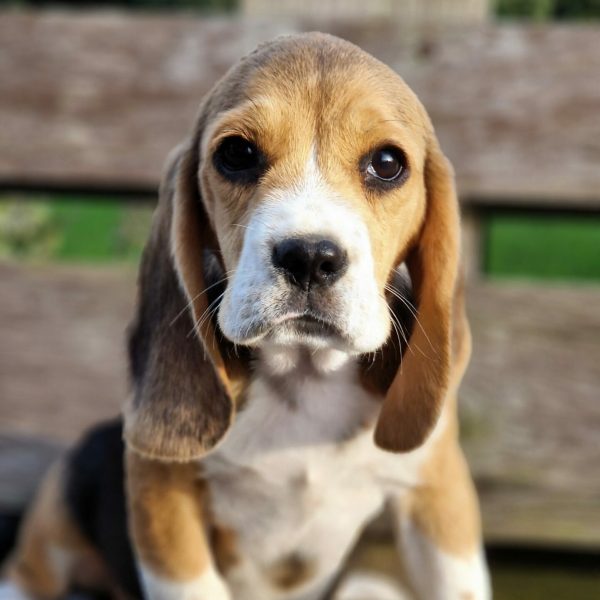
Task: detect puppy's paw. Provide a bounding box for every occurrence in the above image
[139,565,231,600]
[333,571,410,600]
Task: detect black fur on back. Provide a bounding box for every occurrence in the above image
[65,419,142,599]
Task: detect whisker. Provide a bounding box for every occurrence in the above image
[375,289,405,369]
[386,299,409,347]
[388,313,402,357]
[197,290,227,329]
[186,290,227,339]
[191,304,223,343]
[170,274,232,328]
[383,289,428,362]
[387,301,407,362]
[231,213,272,232]
[384,283,436,359]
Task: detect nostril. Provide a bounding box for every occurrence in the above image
[272,238,313,289]
[319,260,336,274]
[312,240,348,286]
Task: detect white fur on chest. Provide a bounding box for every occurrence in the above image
[202,347,435,600]
[216,347,378,460]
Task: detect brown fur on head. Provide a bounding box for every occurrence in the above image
[124,32,468,461]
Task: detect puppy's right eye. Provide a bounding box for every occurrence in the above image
[213,136,264,183]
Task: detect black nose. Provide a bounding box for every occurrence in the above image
[272,237,348,290]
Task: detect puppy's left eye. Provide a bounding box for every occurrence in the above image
[367,147,407,182]
[213,135,264,182]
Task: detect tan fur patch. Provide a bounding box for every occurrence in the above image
[126,450,212,581]
[450,269,473,394]
[400,416,482,558]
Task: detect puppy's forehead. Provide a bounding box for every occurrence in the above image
[246,33,422,111]
[206,33,430,162]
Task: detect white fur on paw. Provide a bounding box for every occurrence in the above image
[334,571,410,600]
[0,582,31,600]
[138,565,231,600]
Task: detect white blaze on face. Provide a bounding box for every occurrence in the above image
[218,148,391,354]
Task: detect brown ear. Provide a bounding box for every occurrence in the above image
[123,136,245,462]
[374,136,463,453]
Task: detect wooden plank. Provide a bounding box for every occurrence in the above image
[1,12,599,208]
[241,0,489,23]
[0,263,598,545]
[460,282,600,548]
[0,12,290,191]
[0,263,134,445]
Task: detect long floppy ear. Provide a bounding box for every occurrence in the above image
[374,135,463,453]
[123,134,246,462]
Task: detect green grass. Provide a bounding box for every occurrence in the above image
[51,200,125,260]
[485,213,600,281]
[0,195,154,262]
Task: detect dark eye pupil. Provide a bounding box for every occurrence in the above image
[371,148,402,180]
[219,136,258,172]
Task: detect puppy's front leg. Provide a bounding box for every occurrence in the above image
[389,438,491,600]
[126,450,230,600]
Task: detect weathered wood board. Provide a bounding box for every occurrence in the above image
[461,283,600,548]
[0,262,133,447]
[1,263,599,547]
[1,12,599,208]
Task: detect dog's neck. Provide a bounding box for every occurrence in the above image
[258,344,351,378]
[208,343,377,463]
[251,344,358,412]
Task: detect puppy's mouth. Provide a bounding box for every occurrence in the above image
[235,310,347,348]
[276,313,342,339]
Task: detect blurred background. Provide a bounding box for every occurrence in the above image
[0,0,599,598]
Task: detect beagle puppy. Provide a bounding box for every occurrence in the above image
[2,33,490,600]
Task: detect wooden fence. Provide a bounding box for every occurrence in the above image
[1,11,599,549]
[241,0,490,22]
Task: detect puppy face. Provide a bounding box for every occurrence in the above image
[198,36,429,356]
[125,33,463,458]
